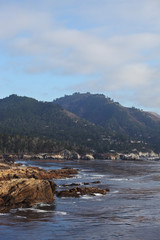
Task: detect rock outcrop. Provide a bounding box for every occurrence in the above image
[0,163,78,181]
[0,179,56,212]
[0,162,109,212]
[0,162,78,212]
[56,187,108,198]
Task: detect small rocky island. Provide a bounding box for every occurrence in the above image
[0,161,109,213]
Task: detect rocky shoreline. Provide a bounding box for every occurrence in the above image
[0,161,109,212]
[1,148,160,162]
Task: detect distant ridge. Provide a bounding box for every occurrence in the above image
[148,112,160,121]
[0,94,111,154]
[54,92,160,152]
[0,93,159,154]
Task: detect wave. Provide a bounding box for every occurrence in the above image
[81,195,94,200]
[73,173,87,179]
[54,211,67,215]
[109,178,133,181]
[15,215,27,219]
[93,193,104,196]
[91,174,105,179]
[17,208,52,213]
[0,213,9,216]
[111,190,119,194]
[35,203,52,207]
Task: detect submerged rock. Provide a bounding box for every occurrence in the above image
[92,181,101,184]
[56,186,108,198]
[82,182,90,185]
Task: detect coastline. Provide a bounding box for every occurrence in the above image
[1,148,160,163]
[0,160,108,213]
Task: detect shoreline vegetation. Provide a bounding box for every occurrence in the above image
[0,160,108,213]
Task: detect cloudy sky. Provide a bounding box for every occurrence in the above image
[0,0,160,113]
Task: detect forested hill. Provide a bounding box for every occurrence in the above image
[0,94,112,154]
[54,92,160,152]
[0,93,159,154]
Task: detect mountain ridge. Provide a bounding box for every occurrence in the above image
[54,92,160,152]
[0,94,111,154]
[0,93,159,154]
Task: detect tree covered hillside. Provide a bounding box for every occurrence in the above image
[54,92,160,152]
[0,93,158,154]
[0,94,110,154]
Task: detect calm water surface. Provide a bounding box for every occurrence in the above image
[1,159,160,240]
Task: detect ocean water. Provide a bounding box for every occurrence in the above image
[1,159,160,240]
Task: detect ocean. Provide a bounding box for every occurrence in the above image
[0,158,160,240]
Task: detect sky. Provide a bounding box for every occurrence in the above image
[0,0,160,113]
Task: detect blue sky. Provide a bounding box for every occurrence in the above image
[0,0,160,113]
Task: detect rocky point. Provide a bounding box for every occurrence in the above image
[0,161,109,212]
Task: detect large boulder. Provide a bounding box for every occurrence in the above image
[59,150,80,160]
[0,178,56,212]
[82,154,94,160]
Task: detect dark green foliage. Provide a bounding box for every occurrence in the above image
[0,134,70,154]
[54,93,160,153]
[0,94,112,154]
[0,93,159,154]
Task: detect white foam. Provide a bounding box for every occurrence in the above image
[0,213,9,216]
[36,203,51,207]
[109,178,133,181]
[111,190,119,194]
[94,193,104,197]
[91,174,105,179]
[54,211,67,215]
[17,208,29,212]
[81,195,94,200]
[16,215,27,219]
[17,208,52,213]
[32,209,52,213]
[73,173,87,179]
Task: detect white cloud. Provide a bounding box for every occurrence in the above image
[0,0,160,111]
